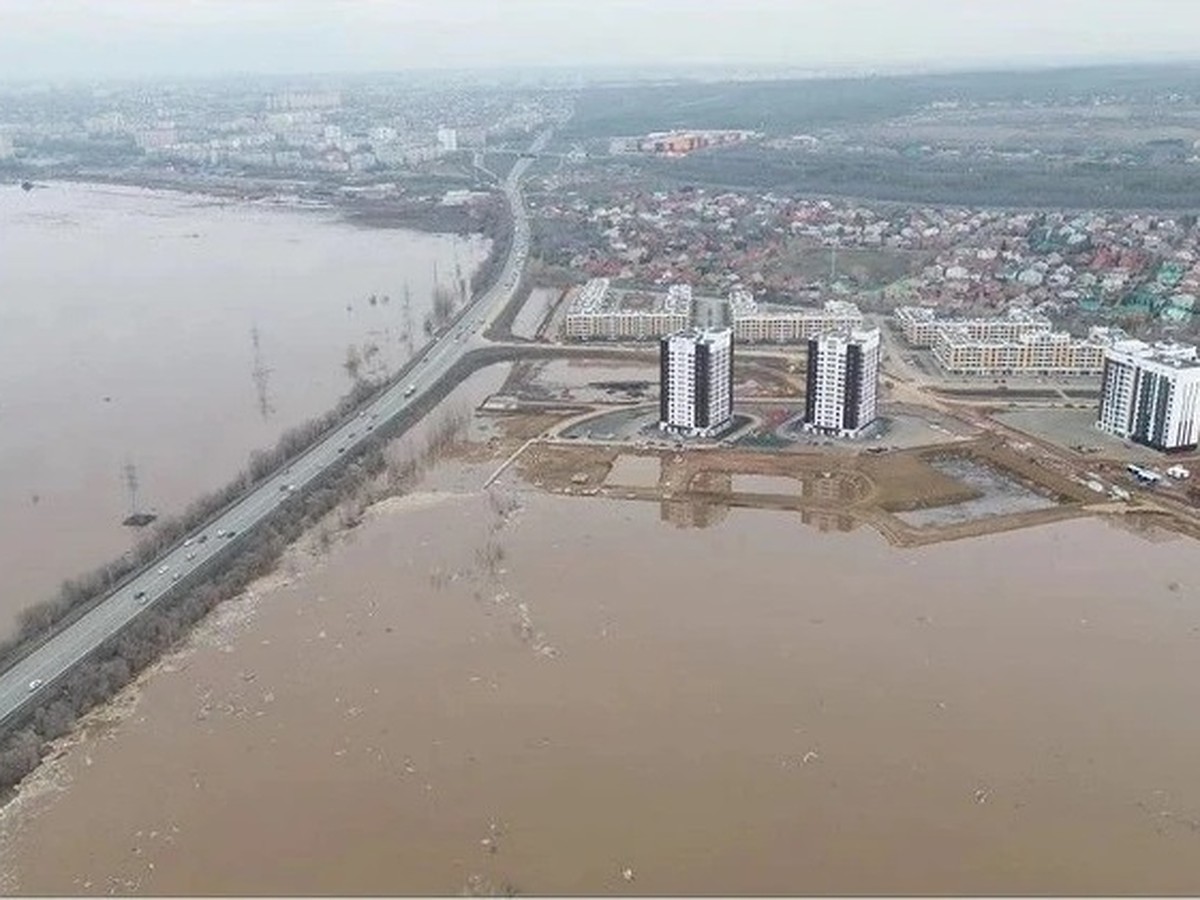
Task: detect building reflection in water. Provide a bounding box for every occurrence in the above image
[799,509,858,533]
[655,455,866,534]
[661,470,732,529]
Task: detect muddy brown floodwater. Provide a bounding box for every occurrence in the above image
[3,416,1200,896]
[0,182,486,635]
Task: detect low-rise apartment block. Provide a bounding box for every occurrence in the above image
[896,306,1052,348]
[932,326,1123,375]
[731,289,864,343]
[564,279,692,340]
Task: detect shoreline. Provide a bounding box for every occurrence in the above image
[11,171,496,239]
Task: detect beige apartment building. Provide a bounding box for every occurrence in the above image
[730,289,863,343]
[564,279,692,340]
[932,326,1116,375]
[896,306,1052,348]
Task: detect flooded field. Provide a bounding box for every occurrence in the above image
[0,181,487,634]
[3,430,1200,894]
[896,457,1057,528]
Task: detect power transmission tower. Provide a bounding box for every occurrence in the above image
[123,460,140,517]
[250,323,274,420]
[401,283,414,358]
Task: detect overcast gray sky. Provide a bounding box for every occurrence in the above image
[1,0,1199,80]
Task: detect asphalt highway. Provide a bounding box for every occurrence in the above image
[0,129,550,726]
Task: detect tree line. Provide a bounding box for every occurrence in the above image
[641,149,1200,211]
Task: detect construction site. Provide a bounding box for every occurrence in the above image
[469,285,1200,549]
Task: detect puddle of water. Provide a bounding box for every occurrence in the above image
[896,457,1056,527]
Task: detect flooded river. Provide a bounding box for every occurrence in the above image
[0,181,486,634]
[2,431,1200,893]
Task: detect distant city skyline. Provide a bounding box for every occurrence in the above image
[1,0,1200,81]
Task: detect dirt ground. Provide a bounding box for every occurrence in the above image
[496,431,1123,549]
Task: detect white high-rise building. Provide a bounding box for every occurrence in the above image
[804,328,881,438]
[659,328,734,437]
[1097,339,1200,451]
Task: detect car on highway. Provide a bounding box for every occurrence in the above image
[404,384,417,396]
[171,572,181,582]
[134,590,147,602]
[198,534,208,543]
[27,679,43,692]
[157,565,169,575]
[186,552,196,560]
[337,446,345,454]
[184,538,194,547]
